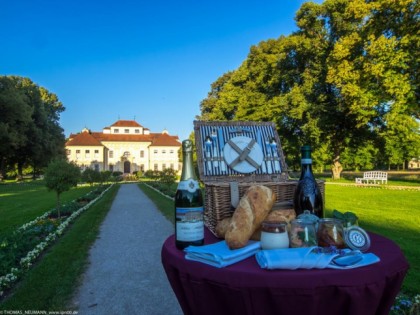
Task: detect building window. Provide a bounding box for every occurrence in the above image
[85,150,90,158]
[66,149,71,155]
[135,129,140,134]
[170,150,174,154]
[124,129,129,133]
[162,150,166,154]
[114,129,119,133]
[162,163,166,170]
[109,151,114,158]
[140,150,144,158]
[94,149,99,159]
[170,163,174,169]
[154,164,158,171]
[140,164,144,172]
[154,149,158,154]
[76,150,81,159]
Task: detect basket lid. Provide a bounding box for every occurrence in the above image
[193,120,289,182]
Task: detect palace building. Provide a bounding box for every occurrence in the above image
[65,120,182,174]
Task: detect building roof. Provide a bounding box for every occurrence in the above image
[66,131,103,146]
[66,131,180,147]
[111,120,143,127]
[150,133,181,147]
[91,132,153,142]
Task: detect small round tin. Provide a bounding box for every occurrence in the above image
[344,226,371,252]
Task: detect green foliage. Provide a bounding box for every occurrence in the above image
[0,185,118,310]
[144,169,161,180]
[332,209,359,227]
[198,0,420,173]
[44,160,80,218]
[0,75,65,180]
[160,168,178,187]
[81,168,101,186]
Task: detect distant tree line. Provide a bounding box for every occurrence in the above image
[0,75,66,180]
[198,0,419,177]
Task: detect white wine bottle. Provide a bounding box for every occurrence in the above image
[175,139,204,249]
[293,145,324,218]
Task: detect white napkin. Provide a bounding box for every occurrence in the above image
[184,240,261,268]
[256,247,380,270]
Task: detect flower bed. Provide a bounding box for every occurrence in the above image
[0,184,113,297]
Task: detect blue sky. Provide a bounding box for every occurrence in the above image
[1,0,312,141]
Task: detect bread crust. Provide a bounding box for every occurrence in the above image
[216,205,296,243]
[225,185,276,249]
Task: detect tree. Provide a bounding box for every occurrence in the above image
[198,0,420,177]
[0,76,33,180]
[81,168,101,186]
[44,159,80,219]
[0,75,66,180]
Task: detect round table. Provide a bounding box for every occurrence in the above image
[161,228,409,315]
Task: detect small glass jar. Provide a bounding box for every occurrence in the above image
[260,221,289,250]
[317,218,345,249]
[297,210,320,230]
[289,219,317,248]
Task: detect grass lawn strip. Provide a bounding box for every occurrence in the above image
[0,184,119,311]
[0,183,97,239]
[0,185,113,297]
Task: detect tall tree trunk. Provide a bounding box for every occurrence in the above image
[331,156,343,180]
[0,157,4,181]
[56,192,61,219]
[17,161,24,181]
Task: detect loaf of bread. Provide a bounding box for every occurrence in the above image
[225,185,276,249]
[216,209,296,241]
[215,217,231,238]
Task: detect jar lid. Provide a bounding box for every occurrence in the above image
[344,226,371,252]
[296,210,319,224]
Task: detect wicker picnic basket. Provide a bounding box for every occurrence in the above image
[194,120,325,235]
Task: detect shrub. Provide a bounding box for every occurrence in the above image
[44,160,80,219]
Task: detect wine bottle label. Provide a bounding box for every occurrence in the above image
[301,158,312,164]
[176,207,204,242]
[177,179,199,193]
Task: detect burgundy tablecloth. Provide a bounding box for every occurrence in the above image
[161,228,409,315]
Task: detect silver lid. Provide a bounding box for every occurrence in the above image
[344,226,371,252]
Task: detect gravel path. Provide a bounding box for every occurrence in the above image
[73,183,182,315]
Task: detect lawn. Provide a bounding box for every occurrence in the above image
[324,184,419,295]
[139,181,420,296]
[0,181,97,239]
[0,184,119,310]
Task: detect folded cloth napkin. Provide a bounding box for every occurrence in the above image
[185,240,261,268]
[256,247,380,270]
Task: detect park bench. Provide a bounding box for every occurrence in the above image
[355,171,388,184]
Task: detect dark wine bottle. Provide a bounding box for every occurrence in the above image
[293,145,324,218]
[175,139,204,250]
